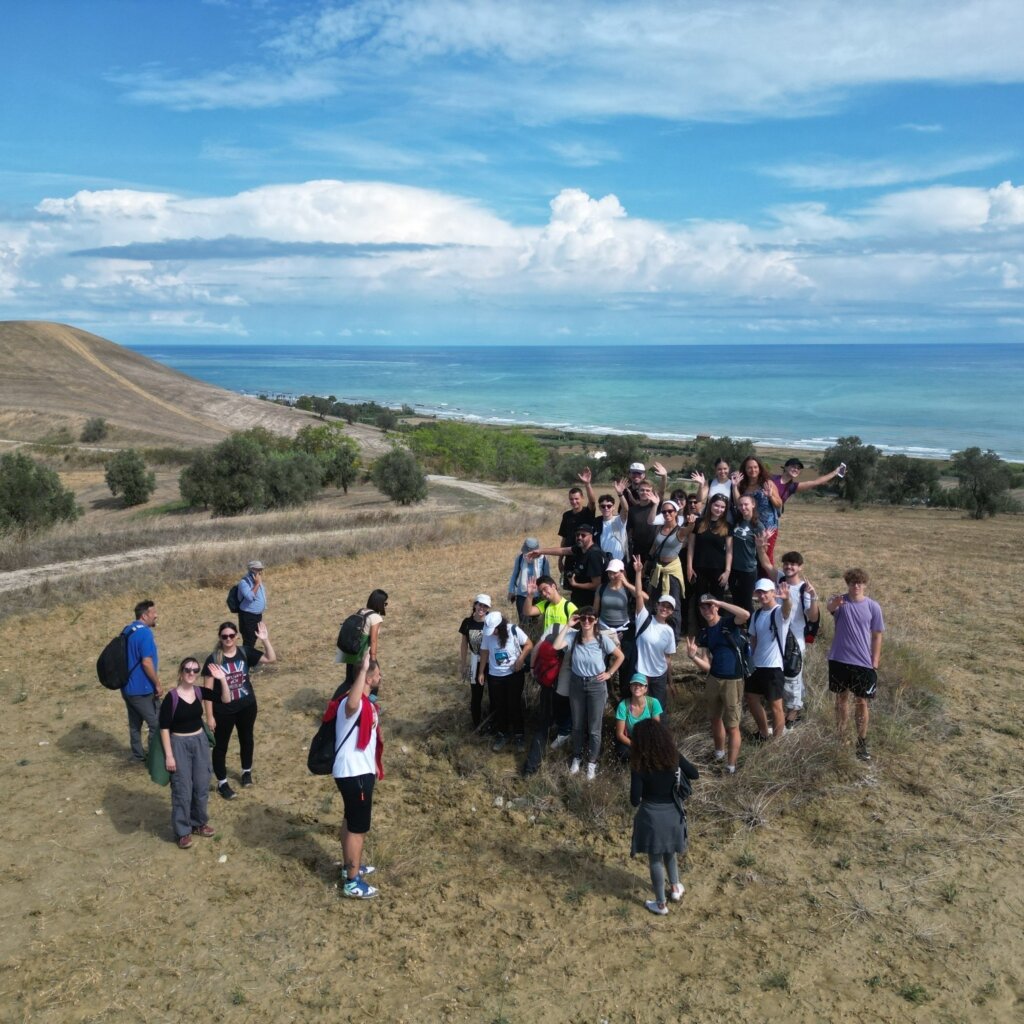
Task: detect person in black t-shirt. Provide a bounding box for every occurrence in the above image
[159,657,224,849]
[458,594,491,727]
[202,620,277,800]
[557,472,598,583]
[530,524,604,608]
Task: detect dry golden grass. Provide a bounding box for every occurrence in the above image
[0,499,1022,1023]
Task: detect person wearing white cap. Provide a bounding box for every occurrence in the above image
[507,539,549,625]
[594,557,638,700]
[458,594,492,728]
[479,611,533,752]
[745,579,794,741]
[631,556,678,711]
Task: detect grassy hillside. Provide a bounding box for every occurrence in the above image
[0,320,382,452]
[0,500,1021,1023]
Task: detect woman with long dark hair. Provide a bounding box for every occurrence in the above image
[203,619,276,800]
[337,589,388,687]
[629,719,699,915]
[686,492,733,602]
[458,594,491,727]
[732,456,783,562]
[729,494,773,613]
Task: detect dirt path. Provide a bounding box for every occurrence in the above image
[0,476,514,594]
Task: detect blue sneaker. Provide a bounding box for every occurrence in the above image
[343,877,378,899]
[343,863,376,877]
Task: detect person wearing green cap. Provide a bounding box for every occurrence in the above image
[613,673,663,760]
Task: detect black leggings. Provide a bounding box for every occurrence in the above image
[213,702,258,780]
[487,669,525,737]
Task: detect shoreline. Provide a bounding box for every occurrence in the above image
[243,389,983,463]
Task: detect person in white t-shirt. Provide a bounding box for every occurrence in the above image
[333,654,383,900]
[745,579,793,741]
[775,551,820,726]
[631,555,678,711]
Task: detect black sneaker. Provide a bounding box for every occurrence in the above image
[241,771,254,788]
[513,734,526,752]
[856,738,871,762]
[218,782,237,800]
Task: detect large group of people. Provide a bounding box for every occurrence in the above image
[113,450,881,916]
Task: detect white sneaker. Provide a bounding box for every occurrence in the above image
[569,758,581,775]
[585,762,597,781]
[713,749,726,762]
[551,734,571,750]
[670,883,685,902]
[645,900,669,916]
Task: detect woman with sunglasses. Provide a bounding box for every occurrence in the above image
[644,498,690,636]
[159,657,226,849]
[553,606,624,779]
[203,620,277,800]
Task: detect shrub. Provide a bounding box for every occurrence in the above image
[875,455,939,505]
[104,449,156,506]
[180,435,268,515]
[80,417,108,443]
[691,436,756,475]
[950,447,1013,518]
[294,423,361,493]
[0,452,80,533]
[821,436,881,504]
[372,447,428,505]
[262,452,322,508]
[601,434,647,479]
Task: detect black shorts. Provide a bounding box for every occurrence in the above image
[334,773,376,834]
[745,667,784,701]
[828,660,878,699]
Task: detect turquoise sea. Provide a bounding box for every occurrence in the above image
[131,343,1024,461]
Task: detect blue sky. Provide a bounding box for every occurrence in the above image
[2,0,1024,345]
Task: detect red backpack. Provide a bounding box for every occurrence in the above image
[531,639,563,689]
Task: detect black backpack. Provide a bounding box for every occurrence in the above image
[96,623,144,690]
[715,623,753,680]
[799,583,821,644]
[307,697,360,775]
[754,606,803,678]
[336,611,369,656]
[226,582,242,614]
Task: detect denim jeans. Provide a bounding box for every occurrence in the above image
[569,672,608,763]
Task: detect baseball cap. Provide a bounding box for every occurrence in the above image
[606,558,625,573]
[754,578,776,592]
[784,458,805,469]
[699,593,717,605]
[482,611,504,636]
[629,462,645,473]
[574,523,596,535]
[629,673,648,686]
[657,595,676,608]
[522,537,540,552]
[474,593,492,607]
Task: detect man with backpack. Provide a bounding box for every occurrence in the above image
[746,579,794,742]
[235,560,266,649]
[686,594,751,774]
[775,552,820,727]
[120,600,162,763]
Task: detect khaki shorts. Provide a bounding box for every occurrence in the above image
[705,675,743,729]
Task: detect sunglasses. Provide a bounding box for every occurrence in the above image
[219,632,237,640]
[182,667,200,675]
[579,614,597,621]
[599,503,614,509]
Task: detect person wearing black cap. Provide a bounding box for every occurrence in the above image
[529,524,605,609]
[771,458,844,509]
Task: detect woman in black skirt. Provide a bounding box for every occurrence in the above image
[630,719,699,915]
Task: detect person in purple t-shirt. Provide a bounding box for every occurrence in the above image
[826,568,885,762]
[771,458,844,507]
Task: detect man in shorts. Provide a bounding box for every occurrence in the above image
[686,594,750,773]
[827,568,885,761]
[746,578,794,741]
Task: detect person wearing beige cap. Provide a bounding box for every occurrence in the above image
[458,594,492,728]
[236,560,266,648]
[507,539,549,625]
